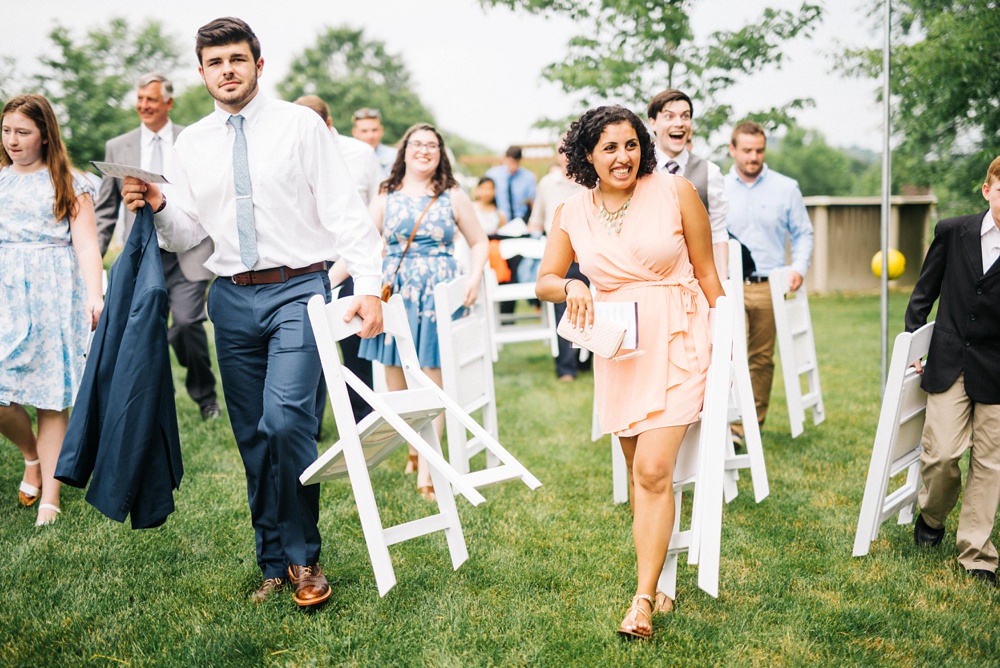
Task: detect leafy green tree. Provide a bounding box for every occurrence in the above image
[840,0,1000,216]
[34,18,181,167]
[169,84,217,128]
[276,26,436,145]
[764,126,875,197]
[479,0,822,141]
[0,56,16,102]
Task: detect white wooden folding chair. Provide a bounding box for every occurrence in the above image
[605,276,769,506]
[300,294,488,596]
[483,237,559,361]
[434,275,542,491]
[725,241,769,503]
[853,322,934,557]
[596,297,733,598]
[770,266,826,438]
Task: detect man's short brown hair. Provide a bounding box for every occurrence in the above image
[196,17,261,64]
[295,95,330,125]
[730,120,767,146]
[647,89,693,120]
[986,156,1000,187]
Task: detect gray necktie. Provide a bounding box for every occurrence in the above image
[665,160,680,174]
[228,115,258,270]
[149,134,163,175]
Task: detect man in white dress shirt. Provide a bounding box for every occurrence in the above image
[95,74,220,420]
[294,94,379,425]
[647,89,729,278]
[123,17,383,609]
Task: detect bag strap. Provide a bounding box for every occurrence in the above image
[387,193,440,284]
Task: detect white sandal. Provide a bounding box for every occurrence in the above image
[36,503,60,526]
[18,459,41,507]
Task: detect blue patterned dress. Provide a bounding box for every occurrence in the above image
[360,190,457,368]
[0,167,95,410]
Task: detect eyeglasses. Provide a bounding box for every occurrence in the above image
[408,141,440,153]
[352,108,381,121]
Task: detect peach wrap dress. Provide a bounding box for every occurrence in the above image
[557,172,711,437]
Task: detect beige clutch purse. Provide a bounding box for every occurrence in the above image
[557,310,628,359]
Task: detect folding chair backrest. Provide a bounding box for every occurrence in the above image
[770,267,826,437]
[434,275,500,474]
[853,321,933,557]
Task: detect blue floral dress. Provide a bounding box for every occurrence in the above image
[0,167,95,410]
[360,190,457,368]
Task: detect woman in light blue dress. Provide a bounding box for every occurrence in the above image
[0,95,104,526]
[359,123,488,501]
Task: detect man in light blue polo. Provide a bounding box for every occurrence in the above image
[725,120,813,436]
[487,145,537,225]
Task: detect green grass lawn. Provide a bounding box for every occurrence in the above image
[1,292,997,667]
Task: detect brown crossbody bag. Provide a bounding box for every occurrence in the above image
[380,193,440,302]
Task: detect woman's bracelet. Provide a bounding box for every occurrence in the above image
[564,278,579,296]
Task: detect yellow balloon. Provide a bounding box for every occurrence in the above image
[872,249,906,279]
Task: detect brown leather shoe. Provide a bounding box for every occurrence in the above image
[287,564,331,607]
[251,577,285,604]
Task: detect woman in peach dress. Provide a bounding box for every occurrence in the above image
[536,106,724,640]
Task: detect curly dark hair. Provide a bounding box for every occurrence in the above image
[380,123,458,196]
[560,106,657,189]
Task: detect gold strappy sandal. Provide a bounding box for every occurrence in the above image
[617,594,654,640]
[653,590,674,615]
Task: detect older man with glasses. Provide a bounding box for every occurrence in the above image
[352,107,397,179]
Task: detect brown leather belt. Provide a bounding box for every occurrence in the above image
[228,261,328,286]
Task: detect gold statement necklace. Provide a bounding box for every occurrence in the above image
[596,179,637,235]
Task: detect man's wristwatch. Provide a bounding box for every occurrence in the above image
[153,195,167,214]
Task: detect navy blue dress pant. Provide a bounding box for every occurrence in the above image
[207,272,330,579]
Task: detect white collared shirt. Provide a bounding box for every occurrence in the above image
[654,146,729,245]
[139,120,174,175]
[981,212,1000,273]
[154,93,382,293]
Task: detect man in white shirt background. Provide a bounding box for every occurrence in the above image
[351,107,398,180]
[123,17,383,610]
[95,73,220,420]
[294,94,379,426]
[647,89,729,278]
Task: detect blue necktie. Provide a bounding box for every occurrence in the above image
[228,114,258,270]
[665,160,680,174]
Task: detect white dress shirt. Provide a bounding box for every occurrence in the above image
[981,212,1000,273]
[655,147,729,245]
[140,120,175,175]
[333,131,381,206]
[155,94,382,295]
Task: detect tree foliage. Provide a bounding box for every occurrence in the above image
[840,0,1000,215]
[479,0,822,142]
[276,27,436,145]
[764,126,880,197]
[34,19,181,167]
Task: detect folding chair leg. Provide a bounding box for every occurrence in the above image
[341,437,397,597]
[612,435,630,505]
[422,422,469,571]
[657,555,679,601]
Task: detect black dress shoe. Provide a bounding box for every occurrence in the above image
[968,569,998,587]
[913,514,945,547]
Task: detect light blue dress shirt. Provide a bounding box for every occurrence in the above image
[485,165,538,221]
[724,164,813,278]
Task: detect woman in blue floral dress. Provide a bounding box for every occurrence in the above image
[359,123,488,501]
[0,95,104,525]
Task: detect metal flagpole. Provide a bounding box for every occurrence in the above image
[880,0,892,393]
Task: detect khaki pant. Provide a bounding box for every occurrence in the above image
[742,281,777,429]
[919,374,1000,572]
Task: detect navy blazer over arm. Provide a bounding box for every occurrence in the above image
[56,206,183,529]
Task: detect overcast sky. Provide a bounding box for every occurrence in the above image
[6,0,885,155]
